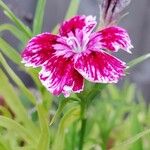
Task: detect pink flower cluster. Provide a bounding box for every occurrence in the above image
[22,15,133,97]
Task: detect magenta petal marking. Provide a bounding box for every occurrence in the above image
[21,33,58,67]
[59,15,96,37]
[74,51,126,83]
[39,56,84,97]
[98,26,133,53]
[52,37,75,58]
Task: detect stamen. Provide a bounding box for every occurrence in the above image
[67,36,82,52]
[82,34,90,51]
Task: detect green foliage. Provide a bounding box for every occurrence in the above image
[0,116,36,145]
[32,0,47,35]
[0,38,21,65]
[53,106,80,150]
[0,24,28,43]
[36,104,50,150]
[64,0,80,20]
[0,53,36,105]
[52,0,80,34]
[0,0,32,38]
[128,53,150,69]
[0,0,150,150]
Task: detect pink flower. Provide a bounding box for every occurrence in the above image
[22,15,133,97]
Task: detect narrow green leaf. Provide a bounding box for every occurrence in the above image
[33,0,47,35]
[0,106,12,118]
[52,0,80,34]
[66,122,78,150]
[0,39,42,100]
[0,69,38,136]
[60,106,80,131]
[53,106,80,150]
[0,69,28,120]
[36,103,50,150]
[0,116,36,145]
[86,84,106,102]
[111,128,150,150]
[130,110,143,150]
[0,38,21,65]
[0,24,28,43]
[0,0,32,37]
[124,84,136,103]
[52,24,59,34]
[64,0,80,20]
[0,53,36,105]
[25,68,42,91]
[127,53,150,69]
[50,97,79,125]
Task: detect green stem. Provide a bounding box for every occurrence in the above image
[79,118,87,150]
[71,122,77,150]
[77,83,106,150]
[78,101,87,150]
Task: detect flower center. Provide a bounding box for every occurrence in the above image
[67,35,90,53]
[66,21,96,53]
[67,37,82,52]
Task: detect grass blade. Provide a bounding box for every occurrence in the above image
[0,69,29,122]
[53,106,80,150]
[50,97,79,126]
[0,0,32,38]
[51,0,80,34]
[33,0,47,35]
[0,69,38,136]
[127,53,150,69]
[0,106,12,118]
[36,103,50,150]
[111,128,150,150]
[0,38,21,65]
[64,0,80,20]
[130,110,143,150]
[52,24,59,34]
[0,24,28,43]
[0,116,36,145]
[0,53,36,105]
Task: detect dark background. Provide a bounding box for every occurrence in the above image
[0,0,150,101]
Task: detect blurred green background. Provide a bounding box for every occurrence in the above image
[0,0,150,100]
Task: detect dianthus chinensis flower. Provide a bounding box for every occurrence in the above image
[22,15,133,97]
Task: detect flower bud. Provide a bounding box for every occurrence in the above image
[100,0,131,27]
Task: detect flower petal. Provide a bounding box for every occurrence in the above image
[21,33,58,67]
[74,51,126,83]
[59,15,97,37]
[39,56,84,97]
[98,26,133,53]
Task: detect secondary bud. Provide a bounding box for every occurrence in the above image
[100,0,131,27]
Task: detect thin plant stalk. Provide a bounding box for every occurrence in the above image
[78,99,87,150]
